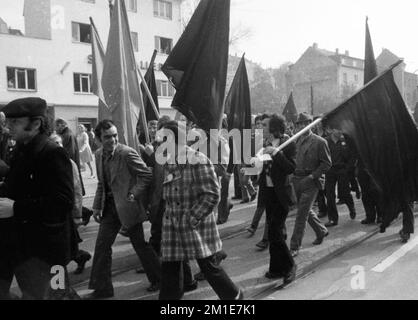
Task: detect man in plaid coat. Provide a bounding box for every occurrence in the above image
[158,120,242,300]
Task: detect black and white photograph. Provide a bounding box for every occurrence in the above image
[0,0,417,307]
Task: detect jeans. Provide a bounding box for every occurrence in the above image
[159,255,239,300]
[263,188,294,275]
[325,171,355,222]
[290,176,328,250]
[89,197,161,293]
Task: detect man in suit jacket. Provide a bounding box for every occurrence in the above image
[0,98,75,299]
[258,114,297,284]
[85,120,161,299]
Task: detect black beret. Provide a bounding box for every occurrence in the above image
[296,112,313,124]
[3,97,47,118]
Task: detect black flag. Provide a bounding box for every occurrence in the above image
[323,64,418,227]
[364,17,378,84]
[141,50,160,122]
[282,92,298,123]
[224,54,252,131]
[161,0,230,131]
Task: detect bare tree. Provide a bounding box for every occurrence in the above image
[229,23,252,47]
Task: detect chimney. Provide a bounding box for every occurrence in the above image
[335,48,339,55]
[345,50,349,56]
[313,42,318,50]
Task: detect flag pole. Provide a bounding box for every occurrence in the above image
[273,59,404,153]
[137,66,160,118]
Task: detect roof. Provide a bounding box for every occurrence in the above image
[0,17,7,26]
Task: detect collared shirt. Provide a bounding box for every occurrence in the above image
[295,132,332,179]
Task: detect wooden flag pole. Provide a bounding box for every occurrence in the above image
[136,66,160,119]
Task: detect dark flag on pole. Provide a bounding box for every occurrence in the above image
[141,50,159,122]
[224,54,252,131]
[323,63,418,227]
[161,0,230,131]
[364,17,378,84]
[282,92,298,123]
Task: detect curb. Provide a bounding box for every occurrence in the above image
[249,212,418,300]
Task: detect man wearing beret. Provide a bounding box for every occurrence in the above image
[0,97,76,299]
[289,113,331,257]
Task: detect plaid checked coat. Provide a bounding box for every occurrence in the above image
[161,148,222,262]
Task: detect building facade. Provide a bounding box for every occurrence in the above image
[286,43,418,115]
[0,0,184,132]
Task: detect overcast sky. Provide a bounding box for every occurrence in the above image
[2,0,418,72]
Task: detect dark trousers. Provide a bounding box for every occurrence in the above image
[89,198,161,293]
[357,169,382,222]
[325,171,355,222]
[160,255,239,300]
[217,173,233,224]
[233,165,242,199]
[0,217,17,299]
[262,187,294,275]
[150,203,165,255]
[317,189,327,214]
[401,203,415,234]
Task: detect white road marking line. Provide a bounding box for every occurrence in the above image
[371,236,418,273]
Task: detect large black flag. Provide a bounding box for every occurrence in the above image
[282,92,298,123]
[364,17,378,84]
[323,65,418,227]
[161,0,230,131]
[141,50,160,122]
[224,54,252,131]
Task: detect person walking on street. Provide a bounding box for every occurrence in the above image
[158,121,242,300]
[77,124,95,178]
[290,113,331,258]
[324,127,356,226]
[259,114,297,284]
[0,98,77,299]
[84,120,161,299]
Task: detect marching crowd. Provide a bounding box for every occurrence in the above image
[0,97,415,300]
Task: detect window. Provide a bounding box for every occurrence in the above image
[74,73,92,93]
[7,67,37,91]
[352,60,357,67]
[155,36,173,54]
[131,32,138,52]
[153,0,172,19]
[127,0,137,12]
[343,73,347,84]
[156,80,175,97]
[72,22,91,43]
[354,74,359,82]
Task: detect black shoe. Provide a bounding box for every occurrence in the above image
[256,239,269,250]
[349,210,356,220]
[318,212,327,219]
[325,221,338,227]
[361,219,375,225]
[312,231,329,245]
[283,265,297,285]
[265,271,284,280]
[337,200,344,205]
[355,191,361,200]
[400,230,411,243]
[250,193,257,202]
[184,280,198,293]
[146,282,160,292]
[194,271,206,281]
[240,199,250,204]
[215,251,228,264]
[83,290,114,300]
[246,226,256,236]
[231,196,242,200]
[82,207,93,226]
[74,253,91,275]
